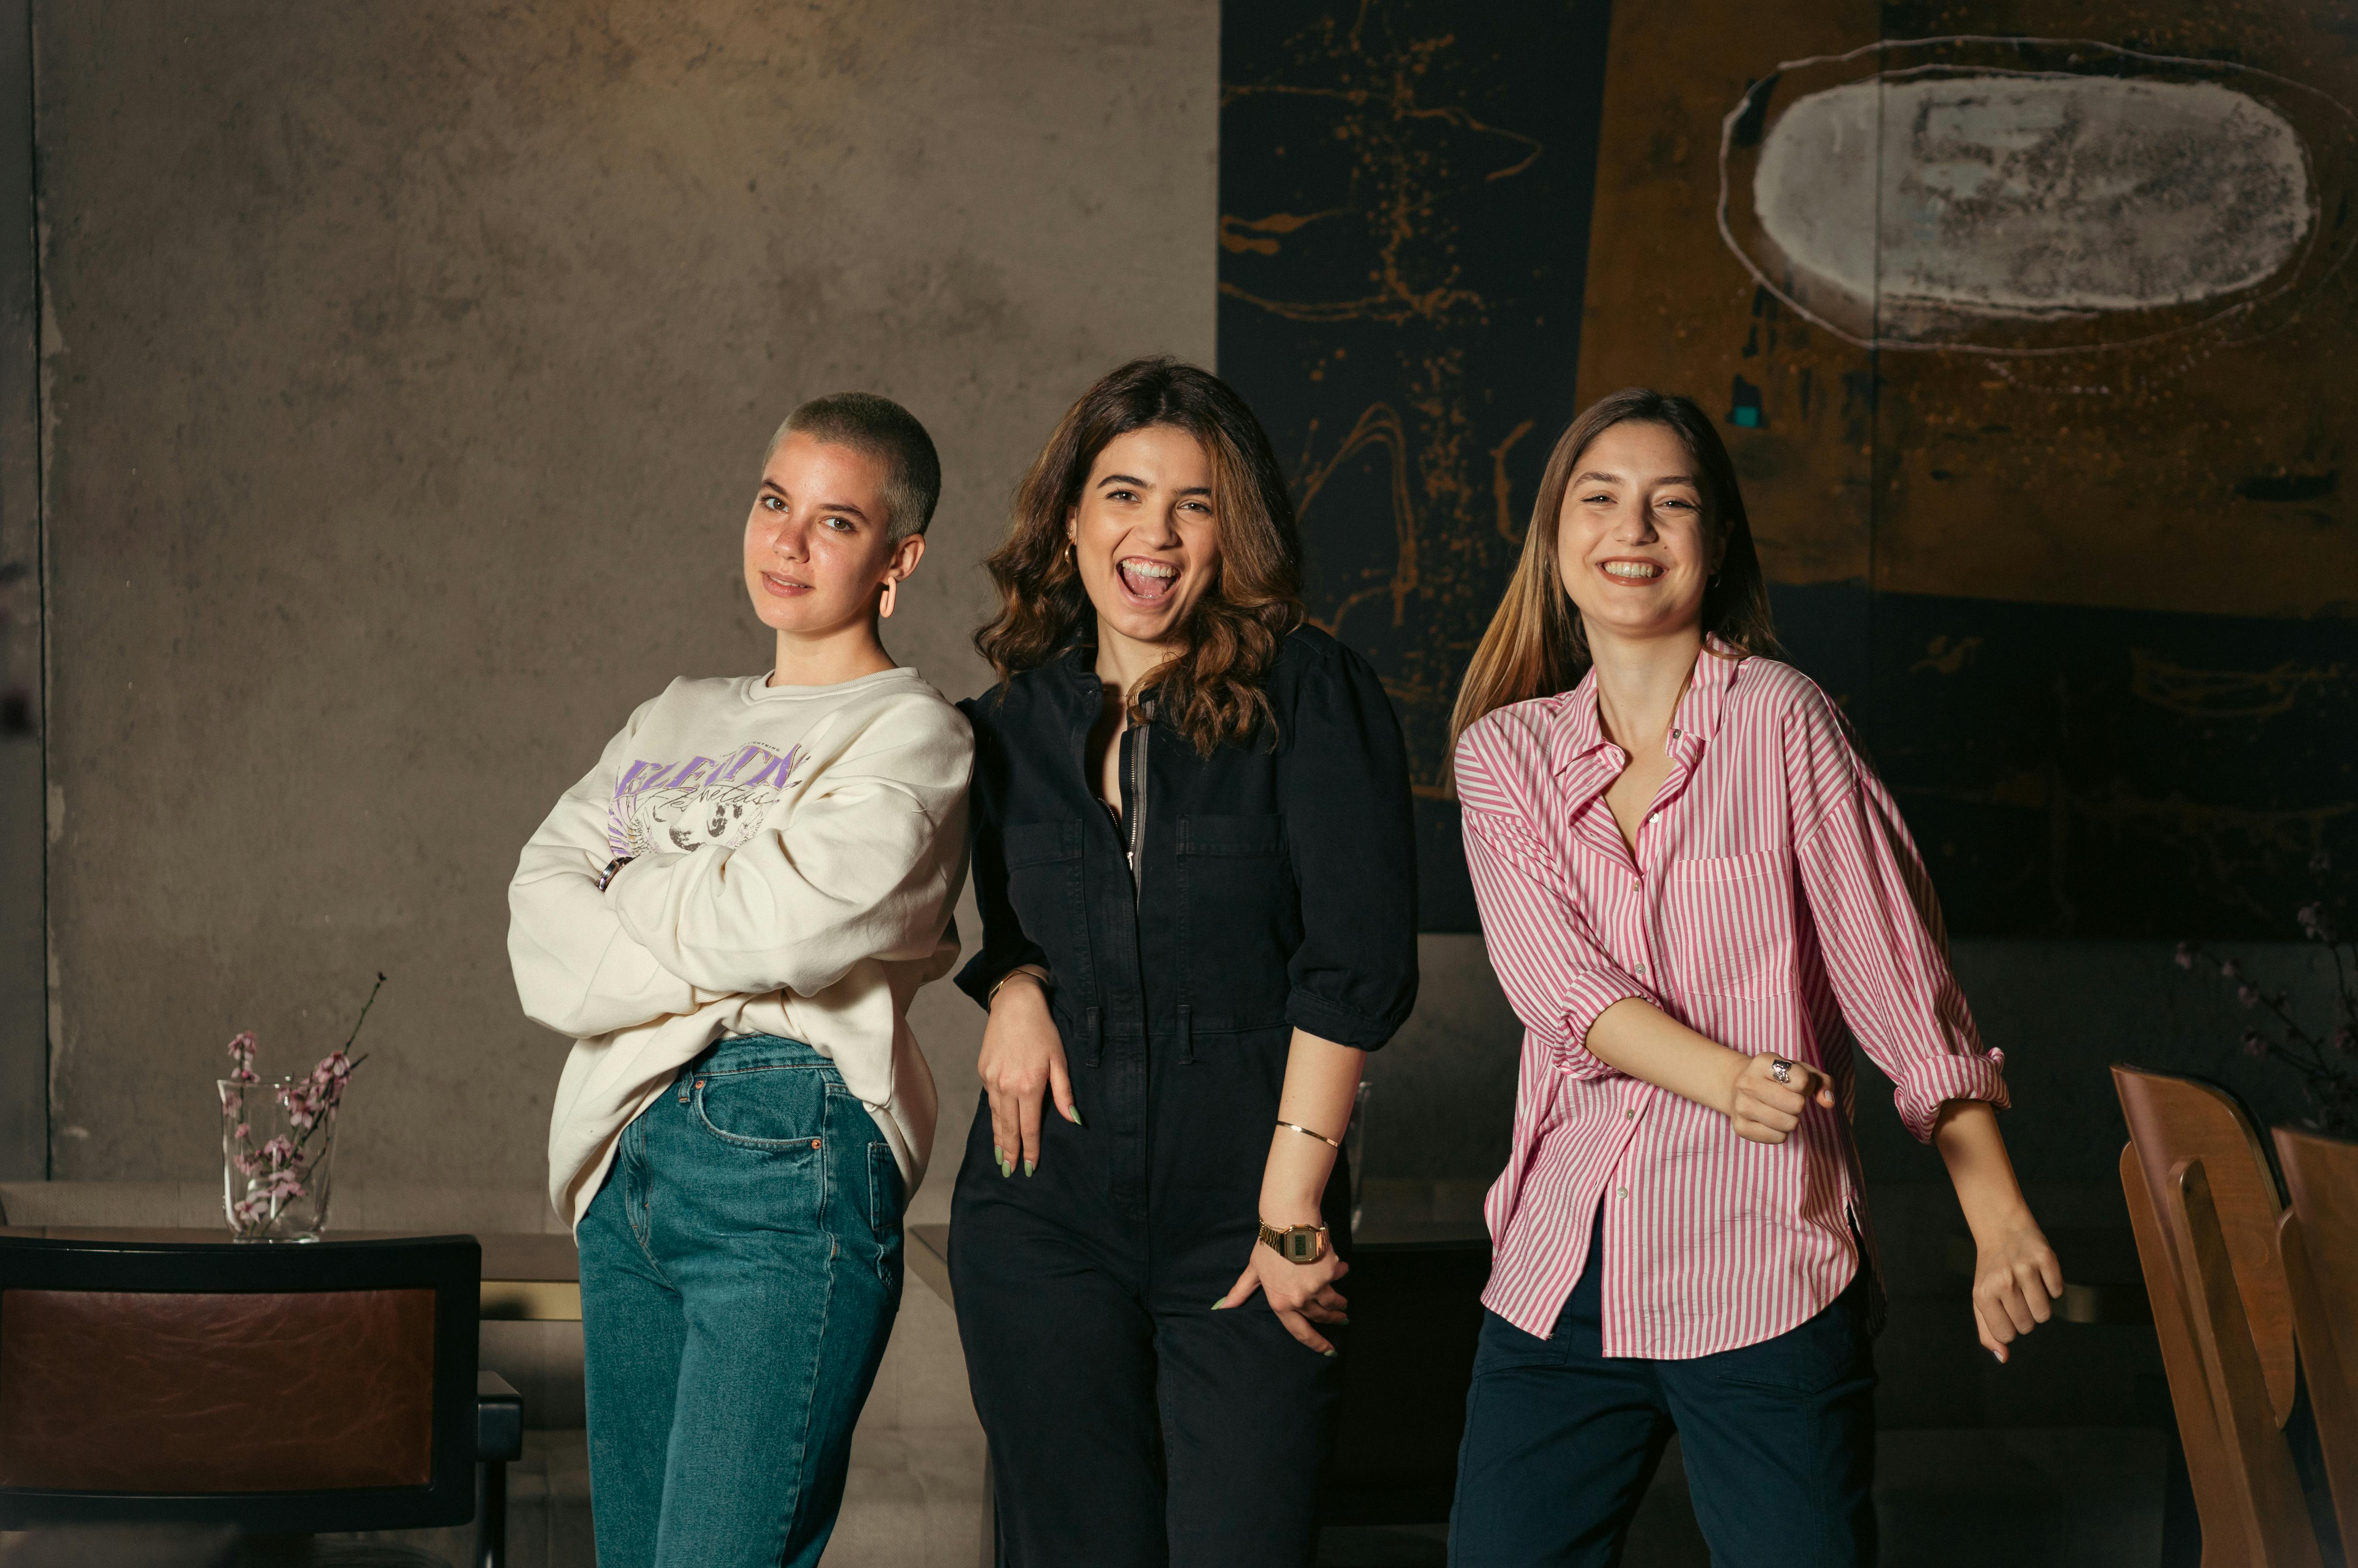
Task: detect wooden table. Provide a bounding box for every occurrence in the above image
[0,1226,583,1321]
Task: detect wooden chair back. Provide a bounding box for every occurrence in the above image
[2115,1064,2296,1426]
[2122,1143,2244,1565]
[2274,1126,2358,1555]
[2168,1157,2324,1568]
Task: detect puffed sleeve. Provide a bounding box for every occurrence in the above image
[1276,642,1419,1048]
[952,696,1053,1010]
[1453,715,1649,1079]
[1784,686,2008,1141]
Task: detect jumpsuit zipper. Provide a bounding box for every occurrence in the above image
[1126,718,1148,903]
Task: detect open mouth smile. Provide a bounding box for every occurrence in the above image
[761,570,813,596]
[1598,559,1665,582]
[1115,556,1181,605]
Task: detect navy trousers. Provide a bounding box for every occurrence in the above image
[1449,1221,1878,1567]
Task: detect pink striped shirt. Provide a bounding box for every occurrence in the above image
[1453,645,2007,1356]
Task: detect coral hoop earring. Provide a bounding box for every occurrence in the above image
[878,577,898,619]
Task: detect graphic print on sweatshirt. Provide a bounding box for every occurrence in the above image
[608,742,805,858]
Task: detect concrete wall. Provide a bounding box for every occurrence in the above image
[33,0,1216,1194]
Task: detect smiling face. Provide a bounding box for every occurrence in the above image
[1068,424,1224,657]
[742,433,917,642]
[1553,420,1722,650]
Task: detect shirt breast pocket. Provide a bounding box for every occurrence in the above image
[1658,849,1791,1000]
[1177,813,1296,1029]
[1001,820,1084,955]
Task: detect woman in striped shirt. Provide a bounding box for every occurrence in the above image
[1443,388,2060,1566]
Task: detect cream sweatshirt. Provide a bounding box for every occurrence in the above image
[509,667,972,1228]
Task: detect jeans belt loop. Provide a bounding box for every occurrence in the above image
[1085,1006,1103,1069]
[1177,1003,1196,1066]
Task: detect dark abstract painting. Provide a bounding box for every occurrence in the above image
[1220,0,2358,939]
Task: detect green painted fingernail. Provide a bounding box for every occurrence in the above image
[1211,1299,1227,1310]
[1322,1348,1338,1359]
[1023,1159,1035,1177]
[996,1150,1012,1178]
[1065,1106,1084,1126]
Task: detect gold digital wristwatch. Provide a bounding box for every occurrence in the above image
[1256,1219,1330,1265]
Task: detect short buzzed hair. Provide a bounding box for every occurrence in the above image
[768,392,942,539]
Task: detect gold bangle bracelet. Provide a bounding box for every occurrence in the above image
[987,969,1042,1005]
[1275,1119,1340,1149]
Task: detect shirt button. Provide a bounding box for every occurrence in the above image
[1623,1108,1635,1120]
[1632,963,1646,975]
[1671,728,1681,739]
[1617,1186,1630,1198]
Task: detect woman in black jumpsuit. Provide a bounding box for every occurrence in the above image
[949,358,1419,1567]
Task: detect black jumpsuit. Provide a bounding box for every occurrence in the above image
[949,625,1420,1568]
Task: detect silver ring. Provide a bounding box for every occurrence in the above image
[1770,1058,1793,1085]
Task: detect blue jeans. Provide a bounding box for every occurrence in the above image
[577,1036,905,1568]
[1449,1219,1877,1567]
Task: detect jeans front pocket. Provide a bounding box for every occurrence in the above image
[866,1142,904,1238]
[692,1063,832,1149]
[1706,1283,1873,1395]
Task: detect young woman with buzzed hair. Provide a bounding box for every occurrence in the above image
[949,357,1419,1567]
[510,392,971,1568]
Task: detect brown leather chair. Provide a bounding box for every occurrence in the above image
[0,1235,514,1567]
[2276,1126,2358,1556]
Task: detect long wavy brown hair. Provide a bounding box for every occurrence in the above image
[974,357,1305,755]
[1448,388,1784,752]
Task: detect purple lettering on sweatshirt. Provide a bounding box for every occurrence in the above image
[744,746,800,789]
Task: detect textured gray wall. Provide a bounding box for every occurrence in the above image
[35,0,1216,1194]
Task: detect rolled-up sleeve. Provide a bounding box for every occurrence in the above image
[1455,728,1649,1080]
[1784,691,2007,1140]
[1277,647,1419,1049]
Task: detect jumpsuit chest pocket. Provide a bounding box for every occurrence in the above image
[1177,814,1295,1030]
[1001,819,1086,951]
[1656,849,1791,1000]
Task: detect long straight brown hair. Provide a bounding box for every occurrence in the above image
[1448,388,1783,751]
[974,357,1305,754]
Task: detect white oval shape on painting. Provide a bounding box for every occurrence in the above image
[1755,75,2314,315]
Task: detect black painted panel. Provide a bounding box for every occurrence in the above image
[1218,0,1615,930]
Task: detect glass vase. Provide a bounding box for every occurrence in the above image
[219,1077,338,1242]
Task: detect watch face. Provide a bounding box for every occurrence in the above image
[1282,1228,1320,1264]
